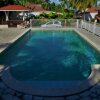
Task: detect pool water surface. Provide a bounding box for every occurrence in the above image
[0,30,100,81]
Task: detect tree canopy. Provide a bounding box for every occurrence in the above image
[0,0,98,11]
[70,0,97,10]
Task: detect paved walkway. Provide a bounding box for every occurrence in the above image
[0,28,27,53]
[0,28,100,100]
[76,28,100,52]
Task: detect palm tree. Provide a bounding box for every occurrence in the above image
[31,0,43,4]
[70,0,97,10]
[69,0,97,20]
[42,0,50,10]
[0,0,15,7]
[13,0,27,6]
[59,0,71,18]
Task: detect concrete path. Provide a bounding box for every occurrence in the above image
[0,28,29,53]
[75,28,100,52]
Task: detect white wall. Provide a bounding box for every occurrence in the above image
[90,12,98,19]
[0,25,8,28]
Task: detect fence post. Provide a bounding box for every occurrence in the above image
[88,21,90,32]
[64,19,67,27]
[93,20,96,34]
[81,20,83,29]
[76,19,79,28]
[30,19,32,28]
[85,21,87,29]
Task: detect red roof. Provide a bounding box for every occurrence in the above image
[0,5,30,11]
[87,7,100,13]
[26,2,46,11]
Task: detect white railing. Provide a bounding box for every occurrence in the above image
[30,19,78,28]
[81,20,100,36]
[95,25,100,36]
[29,19,100,36]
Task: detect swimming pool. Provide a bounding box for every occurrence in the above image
[0,30,100,81]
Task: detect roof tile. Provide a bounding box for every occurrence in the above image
[0,5,30,11]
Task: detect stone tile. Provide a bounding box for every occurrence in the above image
[2,94,13,100]
[0,82,7,89]
[92,99,99,100]
[80,91,90,97]
[67,95,80,100]
[96,89,100,95]
[90,93,98,98]
[13,96,21,100]
[95,86,100,90]
[15,92,22,97]
[23,95,32,100]
[44,97,65,100]
[80,97,91,100]
[34,96,43,100]
[0,88,4,94]
[98,96,100,99]
[90,88,97,93]
[3,88,15,95]
[0,95,3,100]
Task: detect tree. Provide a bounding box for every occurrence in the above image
[0,0,14,7]
[42,0,50,10]
[13,0,28,6]
[70,0,97,10]
[13,0,43,5]
[69,0,97,21]
[59,0,71,18]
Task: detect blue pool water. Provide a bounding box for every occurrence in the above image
[0,30,100,81]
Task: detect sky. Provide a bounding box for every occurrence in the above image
[98,1,100,5]
[50,0,60,4]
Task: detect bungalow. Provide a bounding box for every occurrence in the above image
[0,5,30,27]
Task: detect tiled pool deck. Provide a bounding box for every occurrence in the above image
[0,28,100,100]
[0,28,30,53]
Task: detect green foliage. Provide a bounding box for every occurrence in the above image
[70,0,97,10]
[34,10,74,19]
[0,0,14,7]
[0,0,75,19]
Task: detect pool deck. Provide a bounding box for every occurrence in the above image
[0,28,30,53]
[0,27,100,100]
[75,28,100,52]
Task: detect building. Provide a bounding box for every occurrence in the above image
[87,7,100,19]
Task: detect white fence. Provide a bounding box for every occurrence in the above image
[29,19,100,36]
[80,20,100,36]
[30,19,78,28]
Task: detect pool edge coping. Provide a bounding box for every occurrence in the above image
[74,29,100,53]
